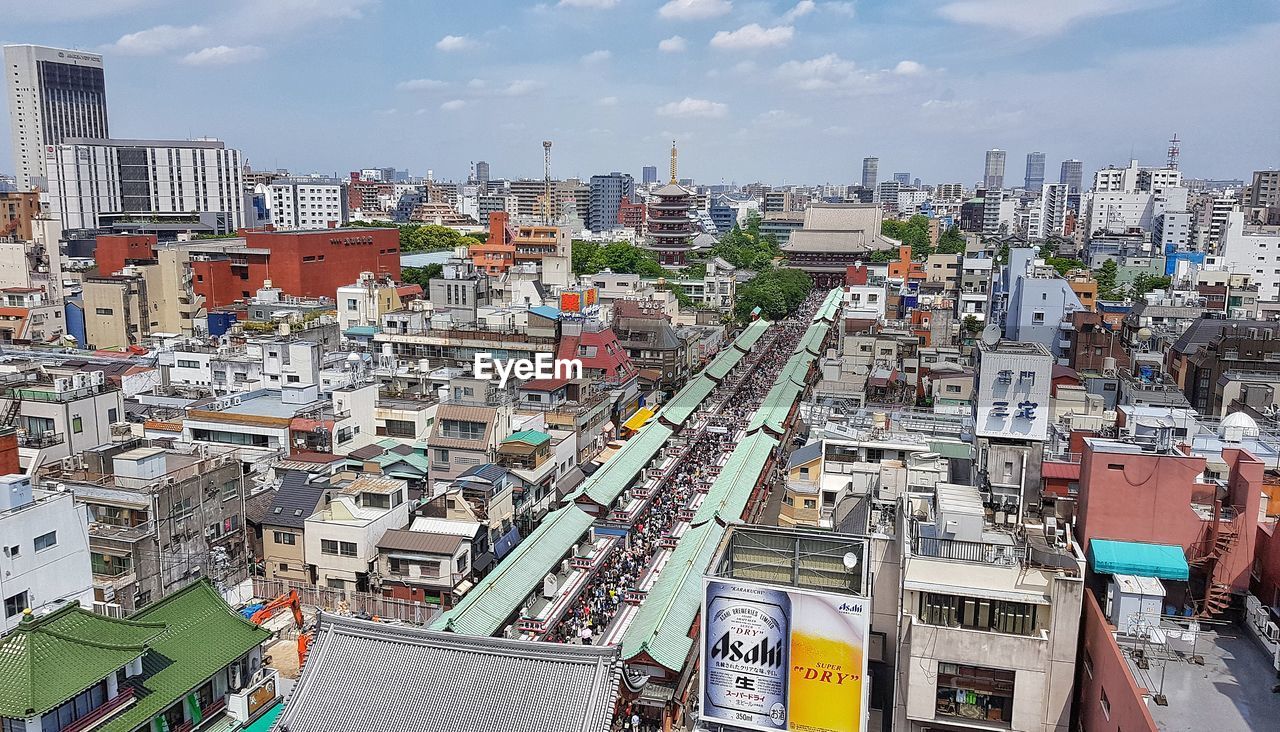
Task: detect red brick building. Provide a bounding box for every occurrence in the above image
[95,234,157,275]
[191,227,401,307]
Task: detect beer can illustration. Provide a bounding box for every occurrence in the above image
[703,580,791,728]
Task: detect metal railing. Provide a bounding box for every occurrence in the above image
[911,532,1027,566]
[252,577,442,625]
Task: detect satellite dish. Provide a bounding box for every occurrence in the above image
[842,552,860,570]
[981,324,1001,347]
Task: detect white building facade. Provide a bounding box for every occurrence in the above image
[262,177,348,230]
[0,475,95,632]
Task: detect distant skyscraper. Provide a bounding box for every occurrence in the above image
[984,149,1006,190]
[893,172,911,186]
[862,157,878,189]
[4,44,110,190]
[1024,152,1045,191]
[1059,159,1083,194]
[588,172,634,232]
[475,160,490,187]
[641,165,658,185]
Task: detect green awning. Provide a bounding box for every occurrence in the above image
[243,700,283,732]
[1089,539,1189,581]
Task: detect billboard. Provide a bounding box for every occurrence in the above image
[701,578,869,732]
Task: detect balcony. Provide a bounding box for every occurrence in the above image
[18,431,64,448]
[62,687,136,732]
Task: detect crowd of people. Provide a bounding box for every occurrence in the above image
[548,290,829,647]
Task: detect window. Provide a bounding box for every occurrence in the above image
[918,593,1038,635]
[803,499,817,509]
[935,663,1014,724]
[5,591,29,618]
[95,307,113,315]
[799,467,810,479]
[320,539,339,555]
[361,492,391,509]
[177,359,200,369]
[71,416,83,434]
[34,531,57,552]
[1032,311,1046,324]
[441,419,485,440]
[326,578,346,589]
[274,531,296,545]
[1099,687,1110,720]
[945,384,962,393]
[278,563,289,573]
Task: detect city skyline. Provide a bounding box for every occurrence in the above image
[1,0,1278,184]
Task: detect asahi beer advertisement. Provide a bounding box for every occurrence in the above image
[701,578,869,732]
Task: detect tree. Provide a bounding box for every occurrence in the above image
[881,215,933,259]
[1095,259,1120,299]
[570,239,665,277]
[713,213,780,271]
[868,249,899,263]
[962,315,982,334]
[1044,256,1085,277]
[936,226,966,255]
[402,264,442,289]
[1130,273,1172,298]
[733,267,813,322]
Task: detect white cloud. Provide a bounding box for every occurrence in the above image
[436,34,476,51]
[937,0,1166,37]
[656,97,728,118]
[776,53,865,90]
[467,79,488,90]
[658,35,688,53]
[558,0,618,7]
[502,80,542,96]
[755,109,811,128]
[893,60,926,75]
[782,0,815,22]
[107,24,205,55]
[225,0,375,39]
[823,1,856,17]
[597,96,619,106]
[441,99,467,111]
[180,45,265,66]
[659,0,732,21]
[581,49,612,64]
[710,24,794,50]
[396,78,448,91]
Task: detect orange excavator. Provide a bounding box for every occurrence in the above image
[249,590,312,665]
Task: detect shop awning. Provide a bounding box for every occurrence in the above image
[622,407,656,431]
[1089,539,1189,581]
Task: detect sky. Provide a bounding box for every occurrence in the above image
[2,0,1279,186]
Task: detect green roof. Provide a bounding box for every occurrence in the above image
[432,505,595,636]
[97,580,271,732]
[620,521,725,671]
[0,604,166,718]
[703,347,745,381]
[1089,539,1189,581]
[927,439,974,460]
[344,325,379,337]
[733,319,770,351]
[504,429,552,446]
[658,376,717,426]
[582,422,674,505]
[692,432,779,526]
[798,323,830,355]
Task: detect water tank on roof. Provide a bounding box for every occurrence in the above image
[1220,411,1260,443]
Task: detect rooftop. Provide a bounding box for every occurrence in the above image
[278,613,621,732]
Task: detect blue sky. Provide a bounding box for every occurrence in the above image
[3,0,1278,185]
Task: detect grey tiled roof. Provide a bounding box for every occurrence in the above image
[275,613,622,732]
[262,471,325,529]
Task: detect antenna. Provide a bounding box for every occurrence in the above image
[542,140,553,225]
[669,140,678,185]
[1166,133,1180,170]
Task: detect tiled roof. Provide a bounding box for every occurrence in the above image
[504,429,551,446]
[263,471,326,529]
[619,521,724,672]
[1041,461,1081,481]
[0,603,165,717]
[787,440,823,469]
[733,319,770,351]
[98,580,270,732]
[692,431,779,527]
[703,347,744,381]
[580,422,674,507]
[658,375,716,426]
[277,614,621,732]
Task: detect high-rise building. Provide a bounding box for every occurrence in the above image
[4,44,110,190]
[1245,169,1279,208]
[588,172,634,232]
[641,165,658,186]
[1059,159,1083,194]
[46,137,245,232]
[893,172,911,186]
[983,149,1006,190]
[265,176,349,230]
[475,160,490,188]
[861,156,878,189]
[1024,151,1045,191]
[1037,183,1069,238]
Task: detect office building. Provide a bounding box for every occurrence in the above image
[1024,151,1045,191]
[641,165,658,186]
[4,44,110,190]
[862,156,878,189]
[265,176,348,230]
[1059,159,1083,194]
[588,172,634,232]
[984,149,1006,190]
[46,137,245,233]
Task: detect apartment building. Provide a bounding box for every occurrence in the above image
[0,474,95,632]
[304,475,410,591]
[264,176,349,230]
[261,470,330,583]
